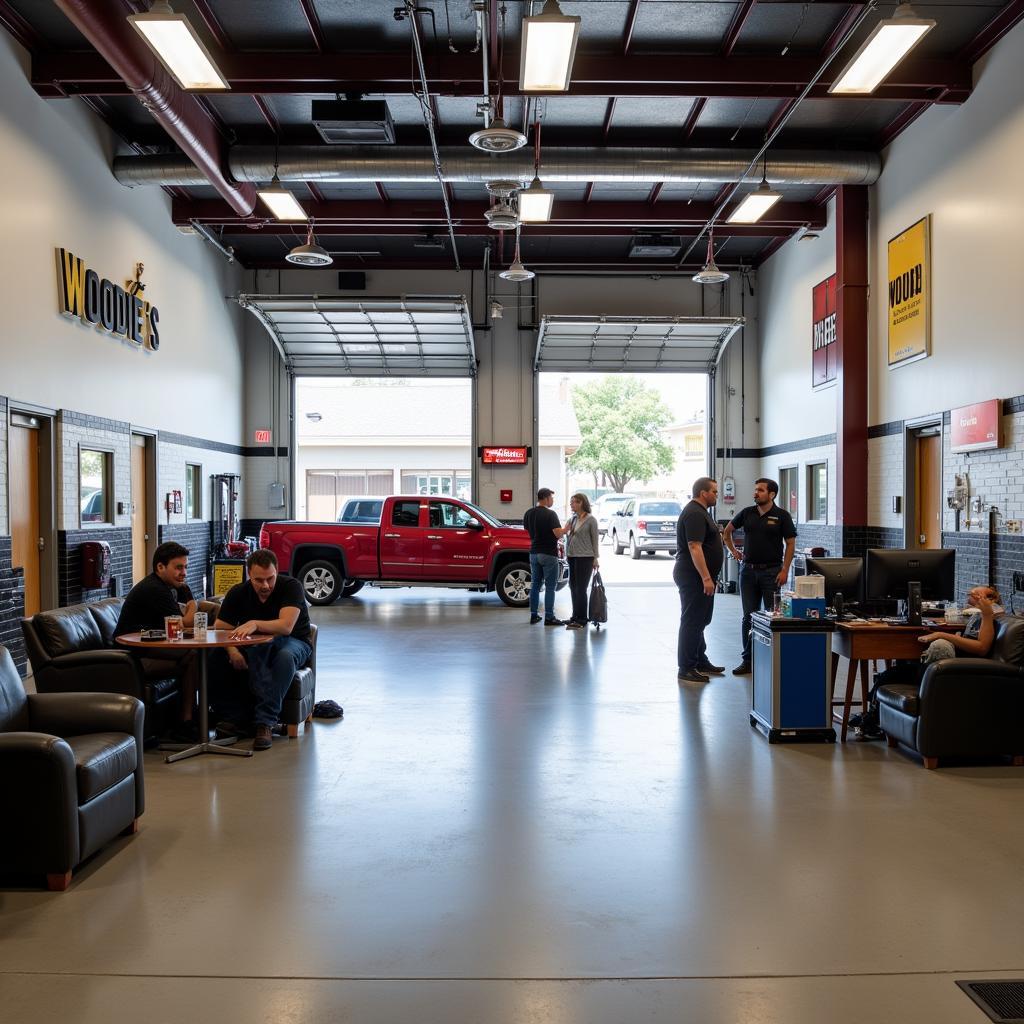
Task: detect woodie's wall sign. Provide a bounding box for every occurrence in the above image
[887,216,930,368]
[56,248,161,350]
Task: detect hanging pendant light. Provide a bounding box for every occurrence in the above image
[286,223,333,267]
[500,232,535,282]
[692,231,729,285]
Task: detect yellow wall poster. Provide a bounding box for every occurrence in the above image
[887,215,930,367]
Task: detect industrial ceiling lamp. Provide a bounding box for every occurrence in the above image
[520,0,582,93]
[518,122,554,223]
[485,200,520,231]
[257,172,307,222]
[286,223,333,267]
[727,176,782,224]
[829,3,936,95]
[469,116,528,153]
[500,231,535,282]
[692,231,729,285]
[129,0,229,90]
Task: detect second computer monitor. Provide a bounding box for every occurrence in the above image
[864,547,956,602]
[806,557,864,605]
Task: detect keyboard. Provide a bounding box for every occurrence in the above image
[881,616,909,625]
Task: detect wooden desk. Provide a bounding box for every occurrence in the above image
[117,631,271,763]
[831,621,961,742]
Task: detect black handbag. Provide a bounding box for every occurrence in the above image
[588,571,608,627]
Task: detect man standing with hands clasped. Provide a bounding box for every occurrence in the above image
[723,478,797,675]
[675,477,725,682]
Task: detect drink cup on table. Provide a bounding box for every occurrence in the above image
[193,612,208,640]
[164,615,183,641]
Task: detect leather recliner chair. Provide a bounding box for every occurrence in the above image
[878,614,1024,768]
[21,598,180,737]
[281,622,317,737]
[0,644,145,890]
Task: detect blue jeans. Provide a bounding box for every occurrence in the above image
[211,635,312,728]
[739,564,780,660]
[529,552,560,618]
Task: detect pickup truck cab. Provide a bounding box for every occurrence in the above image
[609,499,682,559]
[261,495,569,608]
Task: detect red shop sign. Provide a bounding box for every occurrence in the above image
[950,399,1001,453]
[811,274,837,390]
[481,446,528,465]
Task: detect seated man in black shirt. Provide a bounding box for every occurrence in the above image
[115,541,199,732]
[212,548,313,751]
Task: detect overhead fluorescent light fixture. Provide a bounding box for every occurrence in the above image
[257,174,307,222]
[518,176,554,223]
[727,179,783,224]
[519,0,582,93]
[829,4,936,95]
[129,1,229,91]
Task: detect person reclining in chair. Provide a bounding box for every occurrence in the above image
[853,585,1004,739]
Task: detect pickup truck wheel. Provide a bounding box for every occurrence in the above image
[340,580,365,598]
[496,561,531,608]
[612,531,625,555]
[629,535,641,560]
[299,560,343,605]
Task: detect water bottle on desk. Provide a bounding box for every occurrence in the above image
[193,612,208,641]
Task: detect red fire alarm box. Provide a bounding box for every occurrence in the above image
[500,489,513,503]
[81,540,112,589]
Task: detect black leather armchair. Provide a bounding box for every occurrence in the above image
[0,645,145,890]
[878,614,1024,769]
[281,622,317,738]
[21,599,180,737]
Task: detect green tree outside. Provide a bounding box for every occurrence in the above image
[570,377,675,493]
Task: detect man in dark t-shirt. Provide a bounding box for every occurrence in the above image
[674,477,725,682]
[212,548,312,750]
[522,487,563,625]
[723,478,797,674]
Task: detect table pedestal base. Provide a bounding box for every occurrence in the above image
[166,739,252,763]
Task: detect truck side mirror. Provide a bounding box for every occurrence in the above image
[466,517,483,530]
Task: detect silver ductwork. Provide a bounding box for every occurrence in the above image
[113,147,881,188]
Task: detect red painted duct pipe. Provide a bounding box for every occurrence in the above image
[53,0,255,216]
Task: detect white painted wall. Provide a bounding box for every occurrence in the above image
[870,23,1024,425]
[0,34,245,439]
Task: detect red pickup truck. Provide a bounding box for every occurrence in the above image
[260,495,569,608]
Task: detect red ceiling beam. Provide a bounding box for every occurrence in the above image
[958,0,1024,66]
[876,100,930,149]
[822,4,866,58]
[190,0,233,52]
[253,95,279,134]
[0,0,44,52]
[722,0,758,58]
[583,183,596,203]
[623,0,643,55]
[375,182,390,203]
[30,51,973,102]
[648,182,665,204]
[306,182,326,203]
[298,0,326,53]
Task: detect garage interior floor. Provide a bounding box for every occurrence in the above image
[2,579,1023,1023]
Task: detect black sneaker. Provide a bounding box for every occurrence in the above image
[530,614,542,624]
[697,661,725,675]
[848,711,865,729]
[856,726,885,742]
[678,668,710,683]
[544,617,565,626]
[732,661,752,675]
[565,621,584,630]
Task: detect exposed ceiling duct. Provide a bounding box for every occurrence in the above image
[54,0,256,217]
[113,147,881,188]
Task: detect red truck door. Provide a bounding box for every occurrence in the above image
[379,498,425,577]
[423,499,491,580]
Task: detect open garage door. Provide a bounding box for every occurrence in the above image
[534,315,744,374]
[237,294,476,377]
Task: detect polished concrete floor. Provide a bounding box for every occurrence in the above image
[3,579,1023,1023]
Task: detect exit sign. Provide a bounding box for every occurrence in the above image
[254,429,272,444]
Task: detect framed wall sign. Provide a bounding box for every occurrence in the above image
[812,273,837,390]
[479,446,529,465]
[887,215,931,368]
[950,399,1001,453]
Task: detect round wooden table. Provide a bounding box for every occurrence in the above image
[117,630,272,763]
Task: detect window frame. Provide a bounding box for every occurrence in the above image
[778,464,799,523]
[806,461,828,525]
[185,463,203,521]
[78,445,115,529]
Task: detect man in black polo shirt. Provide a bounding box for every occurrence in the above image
[212,548,312,751]
[523,487,564,625]
[674,477,725,682]
[723,477,797,675]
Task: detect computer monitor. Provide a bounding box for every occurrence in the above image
[864,548,956,602]
[806,557,864,605]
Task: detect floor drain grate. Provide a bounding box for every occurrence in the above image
[958,981,1024,1022]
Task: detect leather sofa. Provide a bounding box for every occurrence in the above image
[878,614,1024,769]
[21,598,180,737]
[0,644,145,890]
[281,622,317,737]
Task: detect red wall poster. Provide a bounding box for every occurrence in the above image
[812,274,837,389]
[950,399,1001,453]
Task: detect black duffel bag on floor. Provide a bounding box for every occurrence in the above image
[588,571,608,628]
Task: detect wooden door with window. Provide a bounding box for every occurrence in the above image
[10,419,42,615]
[130,434,150,582]
[915,433,942,548]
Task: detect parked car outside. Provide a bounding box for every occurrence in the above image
[609,499,682,559]
[593,493,637,538]
[80,488,106,523]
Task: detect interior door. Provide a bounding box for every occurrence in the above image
[130,434,150,582]
[378,499,424,577]
[915,432,941,548]
[423,500,491,580]
[9,419,41,615]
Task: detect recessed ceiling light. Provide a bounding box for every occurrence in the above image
[128,1,229,91]
[829,3,936,95]
[520,0,582,93]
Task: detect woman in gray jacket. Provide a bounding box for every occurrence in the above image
[559,493,600,629]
